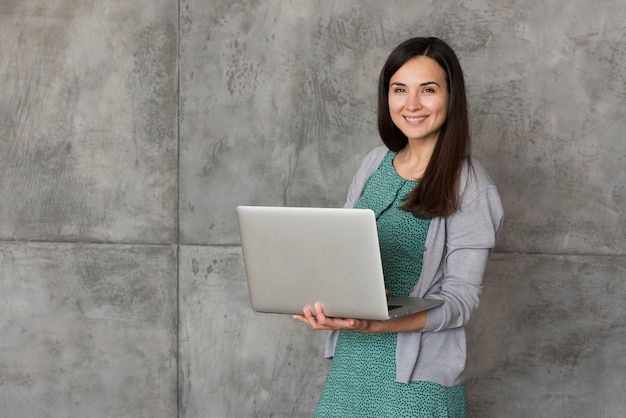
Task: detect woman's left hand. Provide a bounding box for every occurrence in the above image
[292,303,375,332]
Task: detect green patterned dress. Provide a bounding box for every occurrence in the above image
[314,151,467,417]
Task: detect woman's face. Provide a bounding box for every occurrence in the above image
[388,56,449,143]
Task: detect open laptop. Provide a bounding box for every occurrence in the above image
[236,206,443,321]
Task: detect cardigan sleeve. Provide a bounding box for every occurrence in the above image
[421,162,503,333]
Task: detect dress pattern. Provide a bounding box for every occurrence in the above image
[314,151,467,417]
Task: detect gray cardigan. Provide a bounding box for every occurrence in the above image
[324,145,504,386]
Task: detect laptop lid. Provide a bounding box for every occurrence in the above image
[236,206,442,320]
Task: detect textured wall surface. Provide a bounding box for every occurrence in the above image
[0,0,178,244]
[1,0,625,417]
[0,242,178,417]
[1,1,179,417]
[178,246,328,417]
[466,254,626,417]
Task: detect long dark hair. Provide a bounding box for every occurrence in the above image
[378,37,470,218]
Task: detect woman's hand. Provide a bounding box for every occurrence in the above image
[292,303,377,333]
[292,302,429,334]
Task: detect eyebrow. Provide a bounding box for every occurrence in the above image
[390,81,441,87]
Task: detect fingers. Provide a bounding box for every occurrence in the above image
[305,304,328,329]
[291,305,318,327]
[293,303,366,331]
[313,302,327,322]
[291,303,333,330]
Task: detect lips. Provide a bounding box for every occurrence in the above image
[404,116,427,125]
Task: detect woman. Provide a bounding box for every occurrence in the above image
[293,37,503,417]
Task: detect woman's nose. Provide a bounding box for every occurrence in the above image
[406,92,422,111]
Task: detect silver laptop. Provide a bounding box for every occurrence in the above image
[236,206,443,321]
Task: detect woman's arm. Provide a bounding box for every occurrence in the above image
[421,180,503,333]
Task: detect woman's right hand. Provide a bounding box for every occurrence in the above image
[292,303,374,332]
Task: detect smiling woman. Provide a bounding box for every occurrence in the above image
[293,37,503,418]
[388,57,449,147]
[378,37,472,220]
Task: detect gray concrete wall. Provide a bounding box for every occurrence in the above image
[1,0,624,417]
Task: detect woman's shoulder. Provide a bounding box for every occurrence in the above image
[354,145,390,176]
[343,145,391,209]
[455,157,503,212]
[447,157,504,240]
[460,157,498,192]
[362,145,390,165]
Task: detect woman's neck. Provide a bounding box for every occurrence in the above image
[393,139,436,180]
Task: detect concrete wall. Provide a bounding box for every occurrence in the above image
[1,0,624,417]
